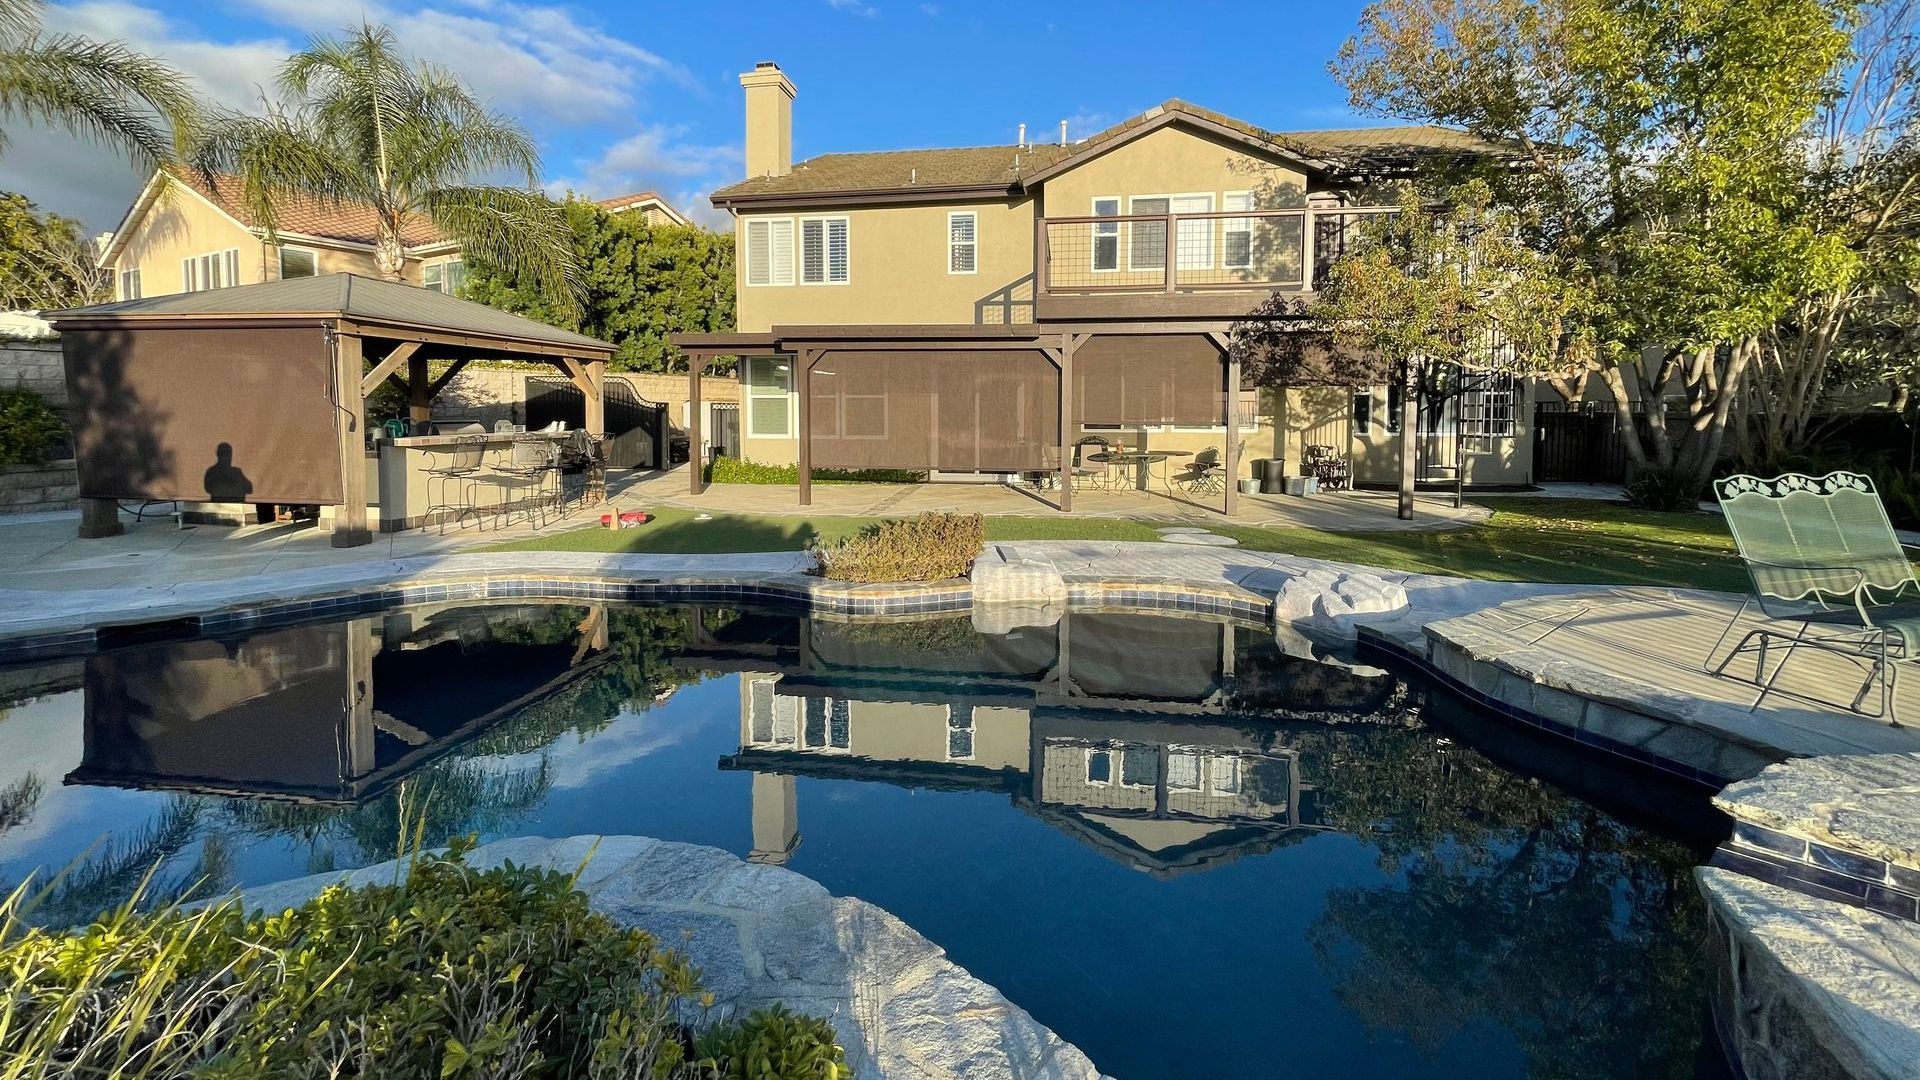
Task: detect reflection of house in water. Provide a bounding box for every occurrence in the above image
[68,604,612,804]
[707,610,1405,877]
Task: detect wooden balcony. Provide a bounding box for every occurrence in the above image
[1033,206,1395,321]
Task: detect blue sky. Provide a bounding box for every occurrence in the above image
[3,0,1385,233]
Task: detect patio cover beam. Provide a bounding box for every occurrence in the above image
[331,331,371,549]
[359,341,421,398]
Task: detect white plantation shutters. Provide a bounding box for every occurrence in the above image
[746,218,795,285]
[181,249,240,291]
[948,212,976,273]
[800,217,848,284]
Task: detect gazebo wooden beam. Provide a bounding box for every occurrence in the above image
[331,333,372,548]
[359,341,420,398]
[554,356,605,437]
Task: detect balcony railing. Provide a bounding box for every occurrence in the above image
[1035,206,1397,298]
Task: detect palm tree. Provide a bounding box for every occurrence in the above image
[0,0,198,168]
[198,23,577,302]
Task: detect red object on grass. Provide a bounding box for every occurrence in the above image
[602,511,652,528]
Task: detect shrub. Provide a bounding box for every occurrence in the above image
[696,1005,847,1079]
[1622,466,1703,512]
[812,512,984,583]
[0,387,65,467]
[705,457,925,485]
[0,840,844,1080]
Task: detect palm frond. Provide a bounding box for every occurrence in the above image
[0,0,39,41]
[424,184,582,307]
[193,107,367,240]
[0,30,200,167]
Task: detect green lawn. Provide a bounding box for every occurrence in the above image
[485,497,1769,590]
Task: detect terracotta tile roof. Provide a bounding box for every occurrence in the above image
[169,169,450,249]
[596,190,689,224]
[710,100,1515,204]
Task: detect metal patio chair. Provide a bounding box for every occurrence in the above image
[1072,436,1115,490]
[426,435,488,534]
[1180,446,1225,495]
[1707,471,1920,725]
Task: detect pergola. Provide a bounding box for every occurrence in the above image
[49,274,613,547]
[673,323,1246,515]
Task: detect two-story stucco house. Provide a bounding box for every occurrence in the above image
[101,169,687,301]
[676,63,1530,511]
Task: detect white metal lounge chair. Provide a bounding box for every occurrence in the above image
[1708,471,1920,725]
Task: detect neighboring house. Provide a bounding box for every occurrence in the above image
[690,62,1545,495]
[101,170,689,303]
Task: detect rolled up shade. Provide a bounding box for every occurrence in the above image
[808,349,1059,473]
[1074,334,1223,426]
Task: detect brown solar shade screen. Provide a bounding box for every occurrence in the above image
[62,326,344,504]
[1074,334,1224,426]
[808,350,1059,472]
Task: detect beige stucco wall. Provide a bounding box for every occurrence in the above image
[734,198,1036,331]
[1040,125,1309,215]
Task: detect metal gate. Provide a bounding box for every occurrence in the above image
[526,376,667,470]
[708,402,740,463]
[1533,402,1631,483]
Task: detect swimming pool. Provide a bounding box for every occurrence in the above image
[0,601,1729,1078]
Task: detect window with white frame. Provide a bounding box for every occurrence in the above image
[1352,388,1374,430]
[947,212,976,274]
[278,247,318,280]
[1223,192,1254,269]
[118,268,141,300]
[1091,197,1120,272]
[1456,373,1519,438]
[1121,745,1160,788]
[422,258,466,295]
[181,249,239,292]
[1210,755,1243,796]
[803,697,852,751]
[799,216,848,284]
[745,218,795,286]
[1130,194,1213,271]
[746,356,793,437]
[1085,749,1113,785]
[1168,750,1201,791]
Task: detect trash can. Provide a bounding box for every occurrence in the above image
[1258,458,1288,494]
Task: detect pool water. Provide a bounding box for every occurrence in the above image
[0,602,1730,1079]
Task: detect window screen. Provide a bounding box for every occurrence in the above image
[948,212,976,274]
[800,218,847,284]
[279,248,318,279]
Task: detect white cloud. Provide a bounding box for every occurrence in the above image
[235,0,698,120]
[825,0,878,15]
[547,124,741,228]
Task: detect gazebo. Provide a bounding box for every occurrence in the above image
[49,274,613,547]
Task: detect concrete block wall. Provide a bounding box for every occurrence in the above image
[0,339,77,513]
[435,365,741,433]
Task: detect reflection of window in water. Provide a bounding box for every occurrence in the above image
[803,697,851,752]
[749,680,801,747]
[1168,750,1202,791]
[1086,749,1112,785]
[946,704,974,761]
[1122,746,1159,788]
[1211,756,1243,796]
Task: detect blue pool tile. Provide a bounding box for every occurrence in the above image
[1808,842,1886,882]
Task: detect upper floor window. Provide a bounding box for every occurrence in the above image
[182,249,239,292]
[1091,197,1120,272]
[423,258,466,295]
[947,212,976,274]
[745,218,795,286]
[799,216,849,285]
[1457,374,1520,438]
[118,268,141,301]
[278,247,318,280]
[1223,192,1254,269]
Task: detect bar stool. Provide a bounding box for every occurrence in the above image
[558,430,606,510]
[494,436,561,529]
[426,435,487,533]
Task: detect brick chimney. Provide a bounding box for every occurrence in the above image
[739,62,796,179]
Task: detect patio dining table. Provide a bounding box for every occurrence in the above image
[1088,450,1191,493]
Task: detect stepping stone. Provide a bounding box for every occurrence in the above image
[1156,527,1213,536]
[1162,532,1239,547]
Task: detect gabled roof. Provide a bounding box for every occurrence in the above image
[48,273,612,355]
[101,169,455,266]
[596,191,690,225]
[709,99,1514,208]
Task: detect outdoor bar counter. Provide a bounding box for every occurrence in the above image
[375,431,570,533]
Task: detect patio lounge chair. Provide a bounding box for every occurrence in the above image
[1708,471,1920,724]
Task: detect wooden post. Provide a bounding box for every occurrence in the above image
[340,620,377,779]
[1301,205,1317,290]
[688,355,704,495]
[331,332,372,547]
[582,359,605,438]
[796,350,813,507]
[1397,364,1417,520]
[1163,213,1177,293]
[1224,345,1242,516]
[1058,334,1076,513]
[78,498,122,538]
[407,352,430,427]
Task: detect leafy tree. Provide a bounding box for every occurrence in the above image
[196,23,576,302]
[1234,181,1594,516]
[0,191,106,308]
[0,0,198,170]
[464,197,735,373]
[1335,0,1861,500]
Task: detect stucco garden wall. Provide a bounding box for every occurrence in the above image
[0,339,78,513]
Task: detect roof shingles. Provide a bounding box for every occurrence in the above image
[170,170,450,249]
[710,100,1512,204]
